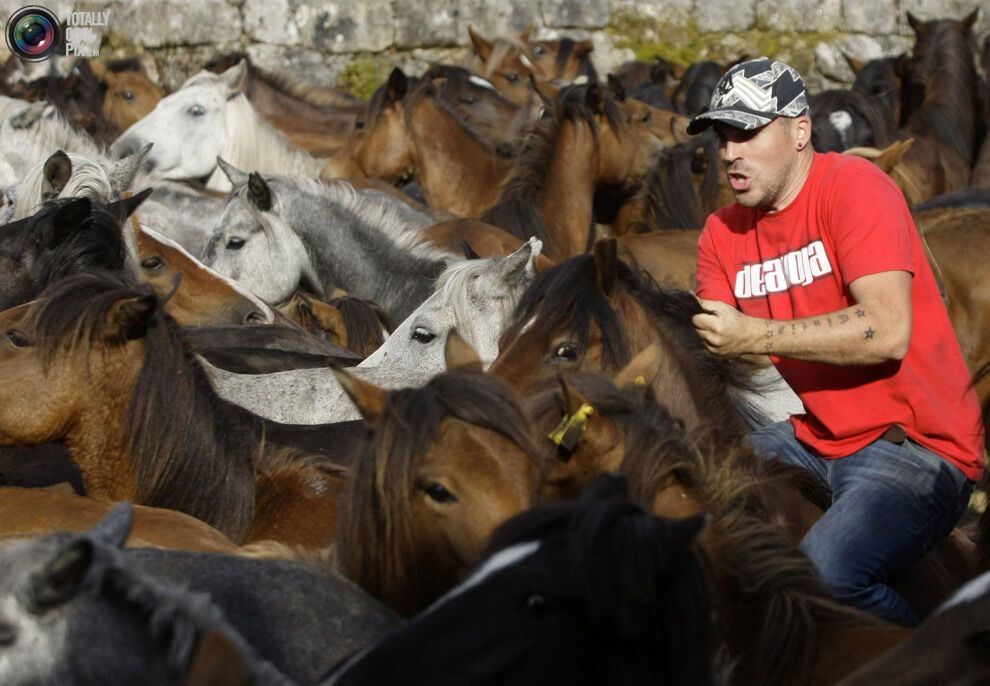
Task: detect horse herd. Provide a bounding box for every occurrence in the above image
[0,8,988,685]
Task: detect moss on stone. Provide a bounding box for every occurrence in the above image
[606,9,840,77]
[337,55,387,100]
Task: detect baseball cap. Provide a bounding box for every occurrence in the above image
[687,57,809,135]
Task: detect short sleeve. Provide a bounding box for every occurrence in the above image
[824,159,916,285]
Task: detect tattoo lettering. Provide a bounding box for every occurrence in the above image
[765,329,774,339]
[802,322,808,331]
[826,316,833,327]
[865,327,876,340]
[765,342,773,353]
[778,326,787,335]
[791,324,797,334]
[838,314,850,324]
[813,320,821,327]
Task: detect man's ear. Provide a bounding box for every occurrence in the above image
[794,115,812,151]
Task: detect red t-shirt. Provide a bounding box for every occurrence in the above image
[696,152,984,481]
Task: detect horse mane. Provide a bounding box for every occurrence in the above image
[433,256,522,343]
[500,254,763,439]
[481,83,622,250]
[26,272,259,542]
[637,132,720,230]
[906,17,980,162]
[480,36,531,79]
[810,89,897,149]
[328,295,393,356]
[10,151,117,221]
[336,369,543,615]
[0,99,103,174]
[553,38,599,81]
[485,475,714,685]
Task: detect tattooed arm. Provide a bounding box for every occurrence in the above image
[691,271,913,365]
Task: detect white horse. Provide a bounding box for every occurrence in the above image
[0,96,102,179]
[110,61,322,191]
[203,239,541,424]
[3,146,149,222]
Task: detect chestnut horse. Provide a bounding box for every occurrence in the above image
[333,336,549,616]
[88,59,165,133]
[0,272,345,546]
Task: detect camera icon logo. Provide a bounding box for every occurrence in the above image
[5,5,61,62]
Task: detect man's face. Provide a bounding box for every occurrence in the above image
[714,117,799,211]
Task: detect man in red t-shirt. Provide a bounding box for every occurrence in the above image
[688,57,984,626]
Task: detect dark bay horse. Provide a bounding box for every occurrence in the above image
[0,272,347,545]
[332,343,550,616]
[326,476,713,686]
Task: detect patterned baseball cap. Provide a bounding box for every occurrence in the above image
[687,57,809,135]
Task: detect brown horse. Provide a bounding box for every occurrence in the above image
[0,486,238,553]
[481,81,691,259]
[466,26,540,108]
[521,364,908,686]
[278,290,392,357]
[490,241,764,444]
[322,69,513,217]
[333,335,549,616]
[88,59,164,133]
[899,11,981,195]
[131,216,274,327]
[0,272,344,546]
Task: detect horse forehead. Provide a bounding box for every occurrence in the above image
[429,420,534,477]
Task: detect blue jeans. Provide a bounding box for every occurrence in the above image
[749,421,972,627]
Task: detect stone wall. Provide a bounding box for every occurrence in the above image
[0,0,986,94]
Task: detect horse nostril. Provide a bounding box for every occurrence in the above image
[244,310,268,325]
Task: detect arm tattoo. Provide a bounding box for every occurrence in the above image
[838,314,850,324]
[855,309,866,318]
[865,327,876,340]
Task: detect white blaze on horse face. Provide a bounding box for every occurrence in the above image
[423,541,541,613]
[113,78,229,182]
[938,568,990,613]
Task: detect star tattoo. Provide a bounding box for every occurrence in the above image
[855,309,866,318]
[865,327,876,340]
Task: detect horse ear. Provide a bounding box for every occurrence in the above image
[386,67,408,103]
[585,82,606,115]
[445,330,483,372]
[301,294,347,341]
[31,538,93,610]
[592,238,618,296]
[108,143,152,194]
[331,366,388,426]
[50,197,93,248]
[468,26,493,63]
[106,187,153,224]
[216,157,248,187]
[518,24,533,44]
[906,12,923,32]
[89,501,133,548]
[844,55,865,74]
[961,8,978,29]
[500,239,534,286]
[613,341,665,390]
[872,138,914,173]
[42,150,72,200]
[574,39,594,58]
[606,73,626,102]
[248,172,272,212]
[460,240,481,260]
[105,293,158,340]
[221,59,248,97]
[88,59,109,81]
[186,629,251,686]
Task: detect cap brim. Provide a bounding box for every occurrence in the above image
[687,108,777,135]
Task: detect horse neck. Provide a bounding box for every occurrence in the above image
[407,96,508,216]
[207,96,320,191]
[294,192,444,321]
[906,37,978,159]
[538,118,598,259]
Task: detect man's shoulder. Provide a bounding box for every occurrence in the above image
[813,151,897,191]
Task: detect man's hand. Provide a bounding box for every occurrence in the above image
[691,298,758,357]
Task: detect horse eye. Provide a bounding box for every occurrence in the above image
[551,342,579,363]
[460,95,477,105]
[122,90,134,101]
[188,104,205,117]
[522,593,550,613]
[533,45,547,56]
[505,73,520,83]
[354,120,365,130]
[226,237,245,250]
[6,329,30,348]
[140,255,164,271]
[422,482,457,504]
[640,111,651,123]
[411,327,436,344]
